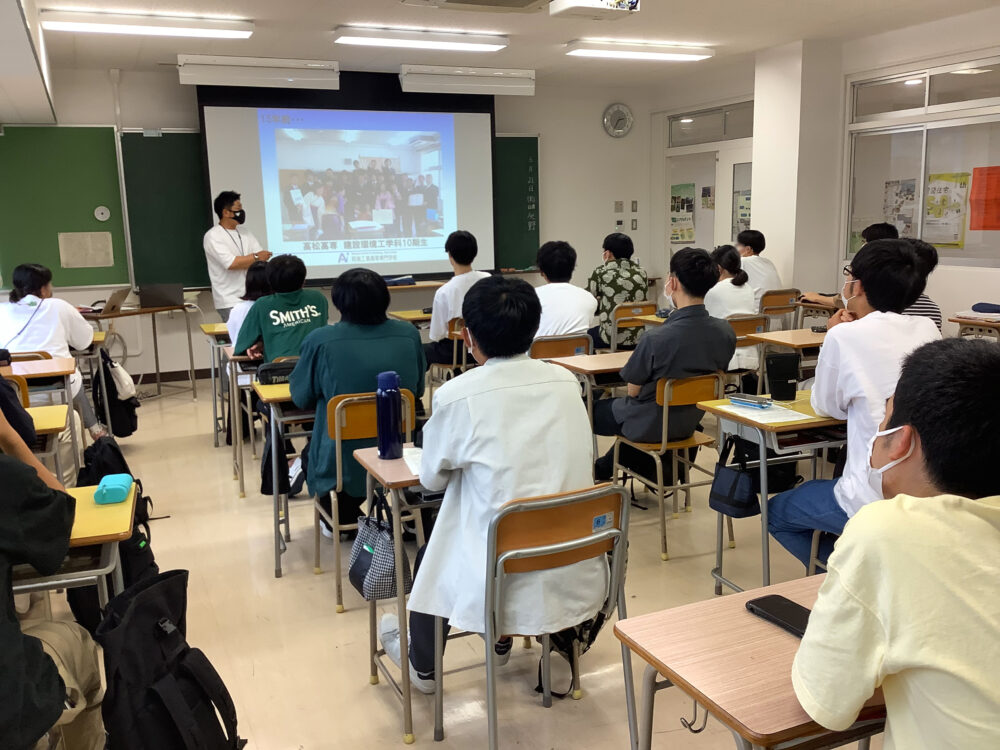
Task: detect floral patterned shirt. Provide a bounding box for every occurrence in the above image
[586,258,649,347]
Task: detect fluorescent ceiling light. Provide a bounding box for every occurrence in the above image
[903,78,923,86]
[400,65,534,95]
[177,55,339,89]
[334,26,507,52]
[679,118,693,123]
[565,40,713,61]
[40,10,253,39]
[951,68,993,75]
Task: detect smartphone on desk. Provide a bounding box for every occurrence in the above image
[811,325,828,333]
[745,595,811,638]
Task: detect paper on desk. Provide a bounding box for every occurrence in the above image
[403,447,422,476]
[714,402,815,424]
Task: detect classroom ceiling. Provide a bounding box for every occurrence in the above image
[35,0,1000,89]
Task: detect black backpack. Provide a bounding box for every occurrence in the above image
[533,612,609,699]
[93,348,140,438]
[95,570,247,750]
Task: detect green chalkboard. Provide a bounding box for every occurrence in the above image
[121,132,212,288]
[494,135,540,271]
[0,127,130,288]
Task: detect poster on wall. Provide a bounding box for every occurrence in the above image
[731,189,752,240]
[701,186,715,210]
[882,178,916,237]
[970,166,1000,231]
[670,183,695,244]
[924,172,970,248]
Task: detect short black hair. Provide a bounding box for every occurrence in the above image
[445,230,478,266]
[462,276,540,359]
[861,222,899,242]
[9,263,53,303]
[266,254,307,294]
[710,245,749,287]
[849,239,924,313]
[536,241,577,283]
[736,229,766,254]
[332,268,389,325]
[214,190,241,219]
[905,238,939,276]
[670,247,719,298]
[889,338,1000,498]
[602,233,634,260]
[241,261,271,302]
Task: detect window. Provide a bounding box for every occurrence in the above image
[668,101,753,147]
[854,77,926,118]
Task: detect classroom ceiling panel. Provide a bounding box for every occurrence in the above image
[0,0,54,123]
[37,0,1000,89]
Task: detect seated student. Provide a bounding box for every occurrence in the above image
[1,373,36,447]
[378,276,600,693]
[704,244,758,373]
[586,233,648,350]
[225,260,271,345]
[290,268,425,533]
[767,239,941,566]
[424,230,490,366]
[591,248,735,480]
[233,254,328,361]
[533,240,598,339]
[0,413,105,749]
[735,229,782,313]
[802,223,898,307]
[0,264,105,440]
[793,338,1000,750]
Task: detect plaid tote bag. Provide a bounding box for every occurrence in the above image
[348,489,413,601]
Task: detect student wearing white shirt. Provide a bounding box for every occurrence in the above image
[203,191,272,322]
[793,338,1000,750]
[767,240,940,565]
[735,229,783,312]
[424,230,490,365]
[704,244,757,371]
[0,264,105,438]
[533,240,598,339]
[380,276,603,694]
[225,261,271,346]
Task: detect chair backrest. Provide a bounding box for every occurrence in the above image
[529,334,593,359]
[11,351,52,362]
[609,301,657,352]
[726,314,768,348]
[655,372,725,408]
[759,288,801,317]
[326,390,416,491]
[446,317,465,340]
[6,374,30,407]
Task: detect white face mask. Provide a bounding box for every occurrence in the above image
[663,279,676,310]
[865,425,914,498]
[841,279,857,310]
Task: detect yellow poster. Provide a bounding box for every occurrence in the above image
[924,172,970,248]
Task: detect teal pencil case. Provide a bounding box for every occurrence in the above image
[95,473,133,504]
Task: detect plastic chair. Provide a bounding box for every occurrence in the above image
[427,317,468,411]
[431,483,636,749]
[528,333,593,359]
[759,288,801,330]
[319,389,417,612]
[608,302,656,352]
[612,373,729,561]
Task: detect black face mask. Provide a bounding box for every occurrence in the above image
[231,209,246,225]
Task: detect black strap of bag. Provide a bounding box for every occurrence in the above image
[181,649,247,749]
[149,673,204,750]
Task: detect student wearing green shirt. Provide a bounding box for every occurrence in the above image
[233,254,328,361]
[290,268,426,534]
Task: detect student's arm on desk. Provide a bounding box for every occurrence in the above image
[809,333,848,419]
[0,455,74,575]
[0,410,64,491]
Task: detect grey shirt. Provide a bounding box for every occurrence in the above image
[612,305,736,443]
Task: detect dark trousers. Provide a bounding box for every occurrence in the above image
[592,398,692,484]
[318,490,366,528]
[423,339,456,366]
[408,545,443,677]
[587,325,610,350]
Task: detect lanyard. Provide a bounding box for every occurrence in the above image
[4,298,44,349]
[223,227,245,255]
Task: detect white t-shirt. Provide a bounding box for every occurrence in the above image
[225,299,254,346]
[793,494,1000,750]
[534,282,598,338]
[0,294,92,394]
[704,278,758,371]
[810,312,940,516]
[203,224,264,311]
[428,270,491,342]
[741,254,783,312]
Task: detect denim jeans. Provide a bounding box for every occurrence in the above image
[767,479,849,567]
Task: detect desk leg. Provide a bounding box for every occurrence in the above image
[96,350,111,430]
[389,487,415,744]
[756,426,771,587]
[65,374,80,475]
[151,313,162,396]
[271,409,283,578]
[638,664,663,750]
[210,341,219,447]
[184,311,197,401]
[111,544,124,595]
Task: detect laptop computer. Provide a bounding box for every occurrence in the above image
[98,287,132,316]
[138,283,185,308]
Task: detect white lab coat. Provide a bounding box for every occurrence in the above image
[411,355,606,635]
[0,295,93,395]
[810,312,940,516]
[704,279,758,371]
[203,224,264,310]
[428,270,490,342]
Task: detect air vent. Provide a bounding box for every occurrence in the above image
[401,0,547,11]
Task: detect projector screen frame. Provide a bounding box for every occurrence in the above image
[196,71,497,286]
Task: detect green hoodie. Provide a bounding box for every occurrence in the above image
[233,289,329,361]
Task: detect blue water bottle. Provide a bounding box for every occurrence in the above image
[376,371,403,460]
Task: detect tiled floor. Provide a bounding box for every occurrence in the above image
[61,383,851,749]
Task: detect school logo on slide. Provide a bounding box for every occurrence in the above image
[269,304,321,328]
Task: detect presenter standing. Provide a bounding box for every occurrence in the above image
[204,190,271,322]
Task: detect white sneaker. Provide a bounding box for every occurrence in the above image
[479,633,512,666]
[320,522,333,540]
[379,614,435,695]
[287,457,302,478]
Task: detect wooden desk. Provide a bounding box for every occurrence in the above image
[698,392,846,593]
[69,483,138,546]
[27,404,69,481]
[201,323,232,447]
[389,309,432,324]
[628,314,666,327]
[4,358,80,474]
[388,281,443,292]
[616,576,885,750]
[949,316,1000,342]
[549,351,631,424]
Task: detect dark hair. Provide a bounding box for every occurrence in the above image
[9,263,53,303]
[710,245,749,287]
[670,248,719,298]
[462,276,539,358]
[332,268,389,325]
[602,233,634,260]
[214,190,241,219]
[241,261,271,302]
[266,254,307,294]
[445,230,478,266]
[536,241,577,283]
[861,222,899,242]
[849,239,924,313]
[736,229,766,254]
[888,338,1000,498]
[905,238,939,276]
